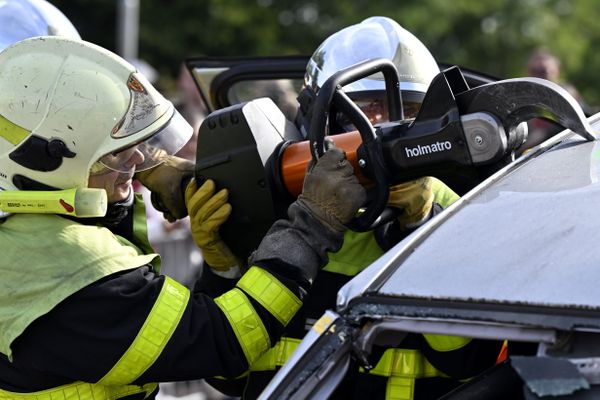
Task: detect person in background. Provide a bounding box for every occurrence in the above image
[175,63,208,139]
[520,48,592,150]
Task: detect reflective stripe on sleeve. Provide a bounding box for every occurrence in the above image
[98,276,190,385]
[423,334,472,352]
[236,266,301,326]
[214,288,271,365]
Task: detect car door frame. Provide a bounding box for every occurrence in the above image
[185,55,500,114]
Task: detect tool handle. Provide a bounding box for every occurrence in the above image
[306,59,400,231]
[281,131,367,196]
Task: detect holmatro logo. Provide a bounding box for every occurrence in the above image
[405,141,452,158]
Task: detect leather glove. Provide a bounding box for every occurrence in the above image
[388,177,434,229]
[296,147,367,232]
[185,178,241,271]
[249,147,366,286]
[135,155,195,222]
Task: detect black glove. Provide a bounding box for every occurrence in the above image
[297,147,367,232]
[249,147,365,285]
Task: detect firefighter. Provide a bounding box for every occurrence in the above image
[201,17,505,399]
[0,36,366,398]
[0,0,81,51]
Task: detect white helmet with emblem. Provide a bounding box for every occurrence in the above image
[0,36,192,191]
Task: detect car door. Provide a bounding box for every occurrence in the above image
[185,55,309,122]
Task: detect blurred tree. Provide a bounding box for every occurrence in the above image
[50,0,599,108]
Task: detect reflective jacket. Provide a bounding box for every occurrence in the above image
[0,195,304,399]
[206,178,504,400]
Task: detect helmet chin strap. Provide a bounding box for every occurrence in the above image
[103,188,134,227]
[61,187,133,228]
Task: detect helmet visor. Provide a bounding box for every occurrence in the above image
[90,110,193,175]
[335,90,424,132]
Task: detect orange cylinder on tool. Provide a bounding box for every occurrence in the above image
[280,131,372,197]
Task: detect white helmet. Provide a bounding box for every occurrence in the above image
[0,36,192,191]
[0,0,80,51]
[304,16,439,126]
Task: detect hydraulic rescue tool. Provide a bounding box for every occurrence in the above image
[195,58,596,260]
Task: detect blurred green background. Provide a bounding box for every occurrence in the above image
[51,0,600,108]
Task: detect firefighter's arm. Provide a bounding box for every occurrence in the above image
[192,265,238,298]
[246,147,366,288]
[6,266,292,384]
[190,146,366,374]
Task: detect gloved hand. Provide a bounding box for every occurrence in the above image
[185,178,241,271]
[249,147,365,287]
[296,147,367,232]
[387,177,434,229]
[134,155,195,222]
